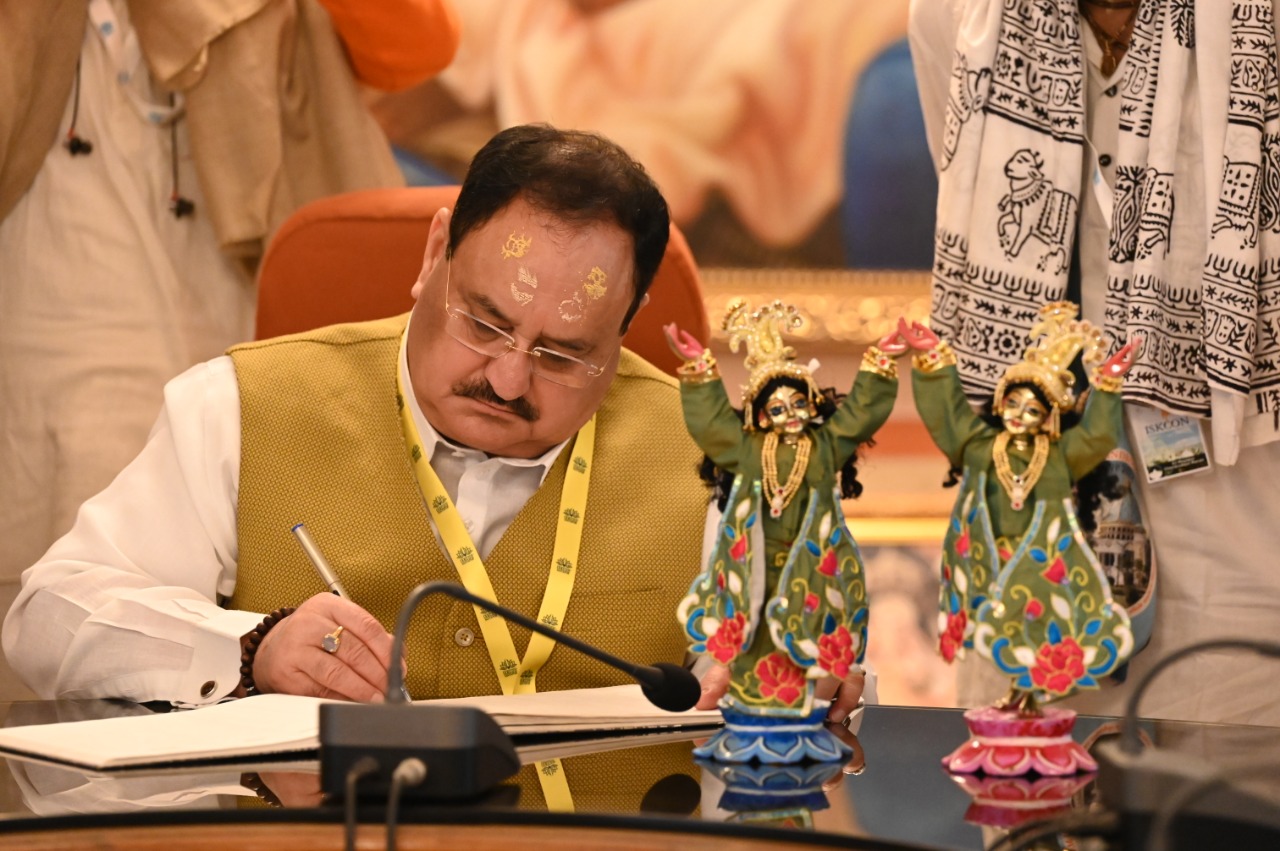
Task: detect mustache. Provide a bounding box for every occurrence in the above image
[453,378,540,422]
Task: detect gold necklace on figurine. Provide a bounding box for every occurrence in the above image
[992,431,1050,511]
[762,431,811,518]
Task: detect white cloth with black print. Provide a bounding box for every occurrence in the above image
[922,0,1280,464]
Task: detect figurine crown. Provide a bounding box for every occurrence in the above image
[994,301,1106,412]
[722,299,822,422]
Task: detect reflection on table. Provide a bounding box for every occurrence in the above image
[0,701,1276,851]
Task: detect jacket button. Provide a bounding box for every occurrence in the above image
[454,627,475,647]
[199,680,217,698]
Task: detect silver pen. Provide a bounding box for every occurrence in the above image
[291,522,348,596]
[290,523,412,701]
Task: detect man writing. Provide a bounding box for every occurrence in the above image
[4,124,865,722]
[4,124,696,703]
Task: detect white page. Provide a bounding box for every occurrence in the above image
[0,686,721,771]
[425,684,722,731]
[0,694,328,770]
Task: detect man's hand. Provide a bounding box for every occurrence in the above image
[251,592,395,702]
[695,663,731,710]
[815,666,865,726]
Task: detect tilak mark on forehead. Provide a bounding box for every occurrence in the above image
[510,266,537,306]
[500,233,532,259]
[583,267,608,300]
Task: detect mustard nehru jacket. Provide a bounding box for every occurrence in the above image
[227,315,709,698]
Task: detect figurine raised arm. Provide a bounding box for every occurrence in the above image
[904,304,1141,719]
[666,300,903,763]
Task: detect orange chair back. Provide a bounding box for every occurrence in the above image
[255,187,709,376]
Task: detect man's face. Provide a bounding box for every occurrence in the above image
[999,386,1048,437]
[406,198,636,459]
[757,386,812,437]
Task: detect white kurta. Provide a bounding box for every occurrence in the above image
[910,0,1280,727]
[2,332,564,705]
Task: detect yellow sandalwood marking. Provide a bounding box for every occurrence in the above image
[583,267,608,300]
[500,233,532,259]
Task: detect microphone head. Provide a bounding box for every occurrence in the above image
[639,662,702,712]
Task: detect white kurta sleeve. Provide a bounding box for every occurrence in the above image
[2,356,260,704]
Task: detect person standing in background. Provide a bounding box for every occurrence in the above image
[0,0,461,699]
[910,0,1280,726]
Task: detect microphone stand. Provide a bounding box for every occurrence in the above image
[319,581,701,803]
[1093,638,1280,849]
[386,581,700,711]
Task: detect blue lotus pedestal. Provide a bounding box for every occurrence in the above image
[694,705,851,764]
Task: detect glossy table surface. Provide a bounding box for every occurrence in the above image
[0,699,1274,850]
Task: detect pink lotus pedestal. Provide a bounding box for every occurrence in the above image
[941,705,1097,776]
[949,773,1096,828]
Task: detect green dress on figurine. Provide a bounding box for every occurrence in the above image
[905,302,1141,776]
[907,302,1137,711]
[914,359,1134,696]
[672,299,898,763]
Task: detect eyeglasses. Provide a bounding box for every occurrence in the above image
[443,263,610,389]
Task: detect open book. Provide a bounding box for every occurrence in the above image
[0,685,722,772]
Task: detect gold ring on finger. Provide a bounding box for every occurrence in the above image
[322,625,345,654]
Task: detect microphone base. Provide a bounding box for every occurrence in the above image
[320,703,520,802]
[1094,739,1280,850]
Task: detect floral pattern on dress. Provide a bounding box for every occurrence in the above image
[937,483,996,662]
[973,503,1134,697]
[679,479,758,666]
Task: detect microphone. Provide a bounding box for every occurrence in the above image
[385,581,701,712]
[1093,638,1280,849]
[320,580,702,802]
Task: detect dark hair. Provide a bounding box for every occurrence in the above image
[448,124,670,332]
[700,375,868,510]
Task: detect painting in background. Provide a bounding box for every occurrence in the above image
[369,0,936,270]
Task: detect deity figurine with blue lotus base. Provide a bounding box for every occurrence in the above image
[901,303,1141,776]
[665,299,903,764]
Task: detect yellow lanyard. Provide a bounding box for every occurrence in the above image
[395,367,592,810]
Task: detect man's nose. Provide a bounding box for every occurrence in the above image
[484,348,534,400]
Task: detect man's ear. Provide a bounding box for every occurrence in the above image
[620,292,650,333]
[411,207,452,301]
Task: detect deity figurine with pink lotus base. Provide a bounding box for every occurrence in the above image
[900,303,1140,776]
[665,299,902,763]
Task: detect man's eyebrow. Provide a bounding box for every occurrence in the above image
[471,292,513,326]
[471,292,593,355]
